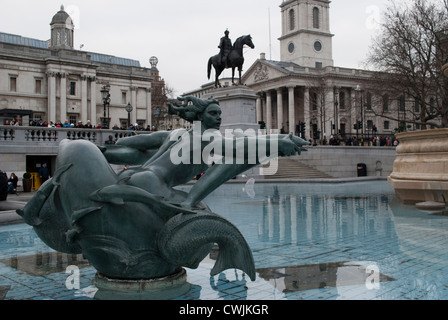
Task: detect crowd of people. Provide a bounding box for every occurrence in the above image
[3,117,160,131]
[322,135,398,147]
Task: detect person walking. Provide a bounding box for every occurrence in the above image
[39,163,50,184]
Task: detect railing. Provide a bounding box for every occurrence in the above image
[0,125,147,146]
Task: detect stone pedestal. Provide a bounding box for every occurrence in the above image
[203,86,262,179]
[203,86,258,133]
[93,268,190,300]
[388,129,448,204]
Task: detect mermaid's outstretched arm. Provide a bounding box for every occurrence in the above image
[99,131,172,165]
[182,133,309,208]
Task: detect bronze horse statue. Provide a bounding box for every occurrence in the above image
[208,35,255,88]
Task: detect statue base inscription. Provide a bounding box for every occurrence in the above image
[94,268,190,300]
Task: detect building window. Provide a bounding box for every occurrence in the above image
[69,82,76,96]
[430,97,435,114]
[367,120,373,130]
[33,114,43,123]
[315,62,322,69]
[122,92,127,105]
[10,77,17,92]
[414,98,420,113]
[311,92,318,111]
[384,121,390,130]
[366,92,372,110]
[35,79,42,94]
[69,115,77,125]
[383,94,389,112]
[288,42,295,53]
[313,7,320,29]
[339,92,345,109]
[289,9,295,30]
[399,95,406,112]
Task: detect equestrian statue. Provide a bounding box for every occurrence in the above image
[208,30,255,88]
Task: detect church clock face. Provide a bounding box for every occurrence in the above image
[288,42,295,53]
[314,40,322,52]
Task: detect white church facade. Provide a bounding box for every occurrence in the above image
[188,0,417,143]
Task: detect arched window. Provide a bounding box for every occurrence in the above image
[313,7,320,29]
[289,9,295,30]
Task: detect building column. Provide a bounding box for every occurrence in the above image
[131,86,137,125]
[81,75,88,123]
[304,86,310,138]
[266,91,272,133]
[90,77,97,126]
[333,87,340,136]
[324,88,334,138]
[277,88,283,131]
[60,73,67,122]
[288,86,295,134]
[47,72,57,122]
[146,87,152,127]
[256,95,262,124]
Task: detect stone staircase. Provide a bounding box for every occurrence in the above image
[261,157,333,180]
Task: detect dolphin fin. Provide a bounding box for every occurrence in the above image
[72,206,103,224]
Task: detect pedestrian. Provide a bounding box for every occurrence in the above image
[39,163,50,184]
[8,173,18,194]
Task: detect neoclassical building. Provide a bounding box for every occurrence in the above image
[187,0,413,142]
[0,6,166,129]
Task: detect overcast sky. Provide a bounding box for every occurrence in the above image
[0,0,389,96]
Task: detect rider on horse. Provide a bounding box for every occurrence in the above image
[218,29,232,68]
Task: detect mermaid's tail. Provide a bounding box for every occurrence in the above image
[157,211,256,281]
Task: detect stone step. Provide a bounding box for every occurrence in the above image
[262,157,333,179]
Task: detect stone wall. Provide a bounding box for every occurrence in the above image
[292,146,397,178]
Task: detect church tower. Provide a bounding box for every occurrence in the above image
[49,5,74,49]
[279,0,334,68]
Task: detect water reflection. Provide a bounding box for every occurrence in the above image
[257,261,394,292]
[256,187,395,246]
[0,252,89,276]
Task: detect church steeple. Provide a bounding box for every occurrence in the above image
[279,0,334,68]
[49,5,74,49]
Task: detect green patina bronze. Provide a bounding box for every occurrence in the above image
[17,96,309,281]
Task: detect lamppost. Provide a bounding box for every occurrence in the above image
[101,84,111,129]
[126,102,133,129]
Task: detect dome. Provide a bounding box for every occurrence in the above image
[50,5,73,25]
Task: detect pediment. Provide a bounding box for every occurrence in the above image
[243,60,290,86]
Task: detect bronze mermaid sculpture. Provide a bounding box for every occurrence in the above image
[18,96,309,281]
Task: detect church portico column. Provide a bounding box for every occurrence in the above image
[256,94,262,124]
[288,86,295,134]
[333,87,340,136]
[277,88,283,131]
[266,90,272,132]
[324,89,334,138]
[304,86,310,139]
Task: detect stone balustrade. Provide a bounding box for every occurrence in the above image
[0,125,143,146]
